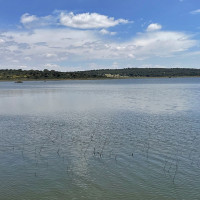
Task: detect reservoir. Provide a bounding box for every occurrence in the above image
[0,78,200,200]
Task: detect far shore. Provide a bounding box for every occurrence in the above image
[1,76,200,82]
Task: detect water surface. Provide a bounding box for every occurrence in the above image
[0,78,200,200]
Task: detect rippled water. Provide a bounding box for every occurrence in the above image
[0,78,200,200]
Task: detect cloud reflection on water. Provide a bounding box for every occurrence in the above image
[0,79,199,115]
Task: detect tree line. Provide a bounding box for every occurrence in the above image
[0,68,200,80]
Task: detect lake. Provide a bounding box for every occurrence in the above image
[0,78,200,200]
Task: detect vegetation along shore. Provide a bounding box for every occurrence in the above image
[0,68,200,81]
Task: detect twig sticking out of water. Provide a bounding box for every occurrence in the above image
[21,150,24,160]
[146,141,150,160]
[21,144,25,160]
[167,163,172,173]
[100,136,109,157]
[35,159,38,167]
[163,160,168,171]
[57,148,60,157]
[173,159,179,183]
[84,134,94,157]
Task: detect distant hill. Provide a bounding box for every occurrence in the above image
[0,68,200,81]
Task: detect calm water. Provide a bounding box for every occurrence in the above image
[0,78,200,200]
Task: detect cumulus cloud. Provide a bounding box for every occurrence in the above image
[190,9,200,14]
[0,12,197,70]
[146,23,162,31]
[42,63,84,72]
[19,11,129,30]
[20,13,57,28]
[0,39,5,43]
[45,53,57,58]
[132,31,195,58]
[100,29,116,35]
[0,28,196,69]
[20,13,38,24]
[59,12,129,29]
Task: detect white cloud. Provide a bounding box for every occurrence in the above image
[132,31,195,57]
[59,12,129,29]
[19,11,129,30]
[0,39,5,43]
[20,13,56,28]
[0,28,195,69]
[20,13,38,24]
[24,56,31,61]
[44,53,57,58]
[190,9,200,14]
[42,63,84,72]
[146,23,162,32]
[100,29,116,35]
[88,62,121,70]
[0,63,83,72]
[0,12,198,70]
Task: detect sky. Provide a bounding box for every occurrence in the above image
[0,0,200,71]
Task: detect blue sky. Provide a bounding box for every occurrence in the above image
[0,0,200,71]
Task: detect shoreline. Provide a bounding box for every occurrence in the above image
[0,76,200,82]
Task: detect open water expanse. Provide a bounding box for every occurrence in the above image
[0,78,200,200]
